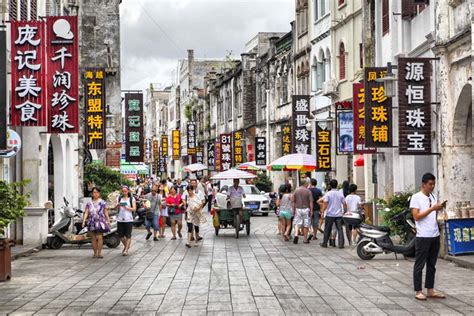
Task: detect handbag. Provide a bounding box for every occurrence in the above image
[146,210,154,220]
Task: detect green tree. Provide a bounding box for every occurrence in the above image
[382,190,415,242]
[253,172,273,193]
[84,163,134,198]
[0,180,30,236]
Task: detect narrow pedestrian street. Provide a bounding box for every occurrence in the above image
[1,214,473,316]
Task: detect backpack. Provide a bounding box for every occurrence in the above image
[118,195,134,207]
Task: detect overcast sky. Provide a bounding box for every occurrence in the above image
[120,0,294,91]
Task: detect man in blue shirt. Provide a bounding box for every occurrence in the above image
[320,179,346,248]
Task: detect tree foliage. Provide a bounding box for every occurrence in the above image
[84,163,134,198]
[253,172,273,193]
[382,190,415,242]
[0,180,30,236]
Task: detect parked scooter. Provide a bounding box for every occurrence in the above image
[343,209,416,260]
[133,194,147,227]
[46,197,120,250]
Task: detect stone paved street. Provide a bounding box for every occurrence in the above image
[1,214,474,315]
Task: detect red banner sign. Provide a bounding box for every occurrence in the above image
[353,83,376,154]
[46,16,78,133]
[11,20,47,126]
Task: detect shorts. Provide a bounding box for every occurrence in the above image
[117,222,133,239]
[145,214,159,231]
[170,214,182,222]
[294,208,311,228]
[279,209,292,220]
[312,211,320,228]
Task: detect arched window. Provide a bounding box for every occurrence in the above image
[339,42,346,80]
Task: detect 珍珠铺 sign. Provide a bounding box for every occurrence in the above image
[364,67,392,148]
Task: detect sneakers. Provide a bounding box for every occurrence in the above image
[293,236,299,244]
[320,243,327,248]
[178,231,182,238]
[146,232,152,240]
[153,237,159,241]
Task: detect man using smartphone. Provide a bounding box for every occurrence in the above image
[410,173,446,301]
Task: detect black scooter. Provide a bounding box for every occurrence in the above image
[345,209,416,260]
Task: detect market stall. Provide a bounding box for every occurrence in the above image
[444,202,474,256]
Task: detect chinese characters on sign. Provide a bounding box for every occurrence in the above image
[398,58,432,154]
[152,139,159,174]
[233,131,244,165]
[316,125,331,172]
[196,146,204,177]
[84,68,106,149]
[47,17,78,133]
[215,138,222,171]
[281,124,291,156]
[364,67,392,147]
[161,134,168,158]
[11,21,47,126]
[446,219,474,255]
[255,137,266,166]
[187,121,196,157]
[172,130,180,160]
[125,93,144,162]
[336,100,354,154]
[220,134,232,171]
[207,142,215,171]
[292,95,311,154]
[353,83,376,154]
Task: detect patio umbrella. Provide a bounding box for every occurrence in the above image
[210,169,257,180]
[267,153,317,187]
[236,161,266,171]
[267,153,317,172]
[183,163,208,173]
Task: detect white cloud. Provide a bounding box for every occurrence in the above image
[120,0,294,91]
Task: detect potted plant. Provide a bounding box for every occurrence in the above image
[0,180,30,282]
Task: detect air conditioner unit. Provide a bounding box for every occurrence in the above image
[322,79,339,97]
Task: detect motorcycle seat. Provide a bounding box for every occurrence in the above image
[361,223,390,233]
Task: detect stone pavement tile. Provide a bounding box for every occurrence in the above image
[254,296,284,312]
[299,296,334,313]
[336,311,362,316]
[107,304,136,315]
[277,298,311,315]
[134,294,164,312]
[230,285,252,295]
[57,305,89,315]
[208,293,231,303]
[383,310,412,316]
[206,312,233,316]
[181,310,207,316]
[8,312,35,316]
[34,308,65,315]
[321,295,357,312]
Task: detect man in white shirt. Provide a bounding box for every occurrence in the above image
[410,173,446,301]
[320,179,346,248]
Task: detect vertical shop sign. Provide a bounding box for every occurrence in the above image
[316,124,331,172]
[153,139,159,174]
[125,92,144,162]
[161,134,168,158]
[11,20,47,126]
[172,130,180,160]
[47,16,78,133]
[255,137,266,166]
[220,133,232,171]
[145,138,152,162]
[233,131,244,166]
[398,58,432,154]
[364,67,392,147]
[187,121,196,156]
[335,100,354,154]
[353,83,376,154]
[292,95,311,154]
[281,124,291,156]
[215,138,222,171]
[85,68,106,149]
[196,146,204,177]
[207,142,215,171]
[0,30,7,149]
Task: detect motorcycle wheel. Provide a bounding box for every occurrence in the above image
[49,236,64,249]
[357,240,375,260]
[105,234,121,248]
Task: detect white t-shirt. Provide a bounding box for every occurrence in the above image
[345,194,361,213]
[118,196,135,223]
[323,190,345,217]
[409,191,439,238]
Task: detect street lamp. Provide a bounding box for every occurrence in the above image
[376,62,397,98]
[305,112,335,132]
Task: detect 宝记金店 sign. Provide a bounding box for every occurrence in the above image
[125,92,144,162]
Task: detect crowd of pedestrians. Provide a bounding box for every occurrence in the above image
[276,178,363,248]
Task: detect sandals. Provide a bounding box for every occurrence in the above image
[415,293,427,301]
[427,292,446,299]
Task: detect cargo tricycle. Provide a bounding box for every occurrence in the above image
[212,207,251,238]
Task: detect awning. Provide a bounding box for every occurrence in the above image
[135,164,149,175]
[354,155,364,167]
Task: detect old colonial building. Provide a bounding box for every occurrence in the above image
[434,0,472,209]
